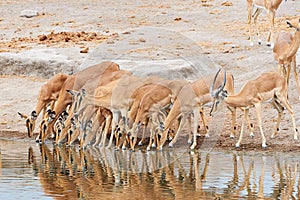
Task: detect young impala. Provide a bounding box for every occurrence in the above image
[273,19,300,99]
[210,69,298,148]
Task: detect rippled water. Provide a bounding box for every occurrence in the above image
[0,138,299,199]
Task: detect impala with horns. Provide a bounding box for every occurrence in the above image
[157,70,236,150]
[210,69,298,148]
[246,0,285,47]
[73,75,163,149]
[273,19,300,99]
[18,73,68,138]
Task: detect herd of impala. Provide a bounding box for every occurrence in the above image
[18,0,300,150]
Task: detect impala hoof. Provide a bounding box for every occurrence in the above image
[169,142,173,148]
[190,144,196,150]
[156,146,162,151]
[230,134,235,138]
[187,139,192,144]
[250,133,254,139]
[205,134,210,138]
[151,143,156,148]
[294,136,298,140]
[138,141,143,146]
[146,146,151,151]
[258,40,262,45]
[235,143,240,148]
[262,143,267,148]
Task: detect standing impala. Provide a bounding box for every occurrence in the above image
[246,0,285,47]
[273,19,300,99]
[210,70,298,148]
[157,70,236,150]
[18,73,68,138]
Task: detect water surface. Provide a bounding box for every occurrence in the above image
[0,139,299,199]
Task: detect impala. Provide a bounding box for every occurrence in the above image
[37,61,120,143]
[128,79,188,150]
[18,73,68,138]
[157,70,236,150]
[75,75,162,149]
[246,0,285,46]
[210,70,298,148]
[273,19,300,98]
[56,69,131,144]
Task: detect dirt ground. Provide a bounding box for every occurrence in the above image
[0,0,299,152]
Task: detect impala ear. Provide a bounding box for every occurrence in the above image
[18,112,28,119]
[66,89,76,96]
[287,21,293,28]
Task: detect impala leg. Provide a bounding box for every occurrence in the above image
[246,110,254,138]
[200,107,209,137]
[286,63,292,87]
[190,108,200,150]
[101,115,112,148]
[253,8,262,45]
[187,114,193,143]
[266,10,275,47]
[146,118,155,151]
[271,100,284,139]
[129,123,139,150]
[254,103,267,148]
[107,117,117,149]
[247,0,254,46]
[236,109,249,148]
[228,106,237,138]
[277,96,298,140]
[94,122,104,147]
[138,123,147,146]
[148,114,160,150]
[169,114,187,148]
[174,118,180,139]
[292,57,300,99]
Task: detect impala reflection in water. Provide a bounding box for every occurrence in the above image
[0,139,299,199]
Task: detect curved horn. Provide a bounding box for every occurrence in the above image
[221,70,227,90]
[210,68,221,96]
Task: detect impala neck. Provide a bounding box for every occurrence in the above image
[35,100,46,116]
[287,31,300,61]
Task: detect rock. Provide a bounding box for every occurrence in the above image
[20,10,39,18]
